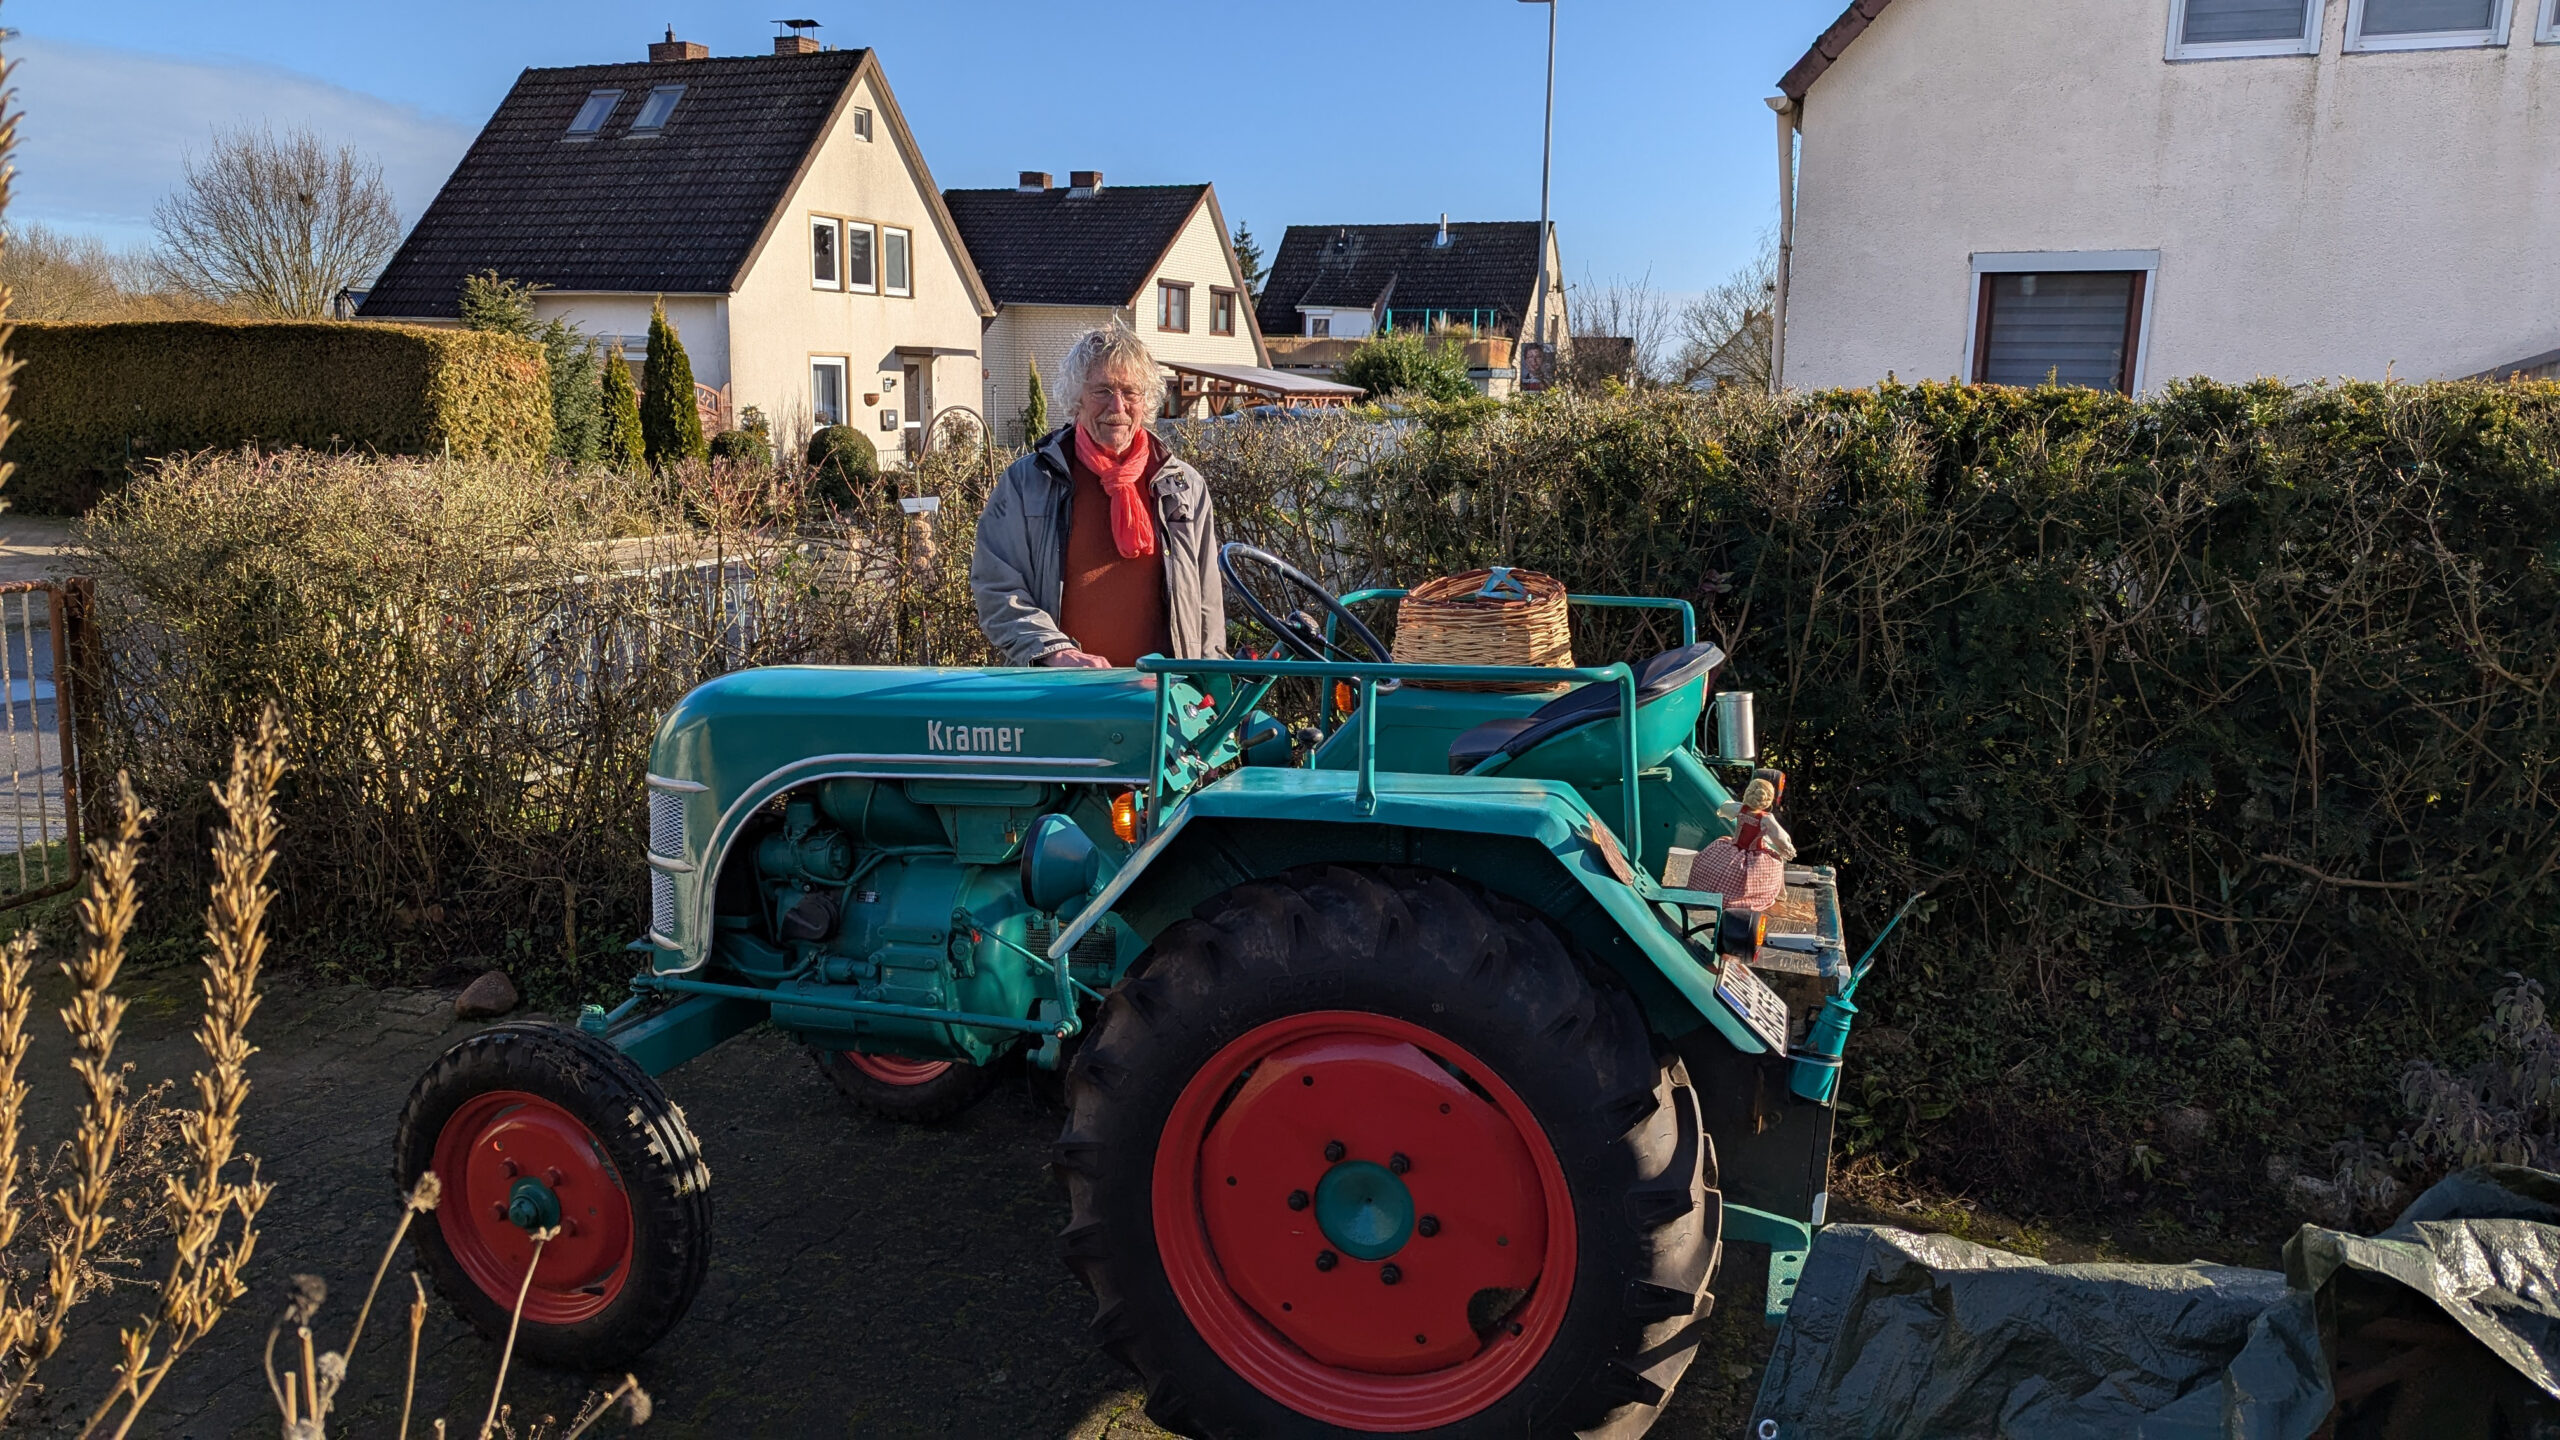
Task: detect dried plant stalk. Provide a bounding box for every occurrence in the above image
[400,1272,428,1440]
[88,710,286,1440]
[479,1227,557,1440]
[0,931,42,1380]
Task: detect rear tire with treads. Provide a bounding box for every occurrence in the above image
[1056,865,1720,1438]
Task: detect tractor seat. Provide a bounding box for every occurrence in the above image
[1447,641,1724,774]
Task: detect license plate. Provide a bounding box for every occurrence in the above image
[1717,959,1791,1054]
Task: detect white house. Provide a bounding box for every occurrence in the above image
[1253,220,1570,397]
[1769,0,2560,391]
[363,28,994,456]
[943,173,1272,440]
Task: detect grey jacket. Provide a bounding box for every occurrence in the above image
[969,426,1228,666]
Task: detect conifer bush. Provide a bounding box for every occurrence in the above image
[1020,356,1049,444]
[637,300,706,468]
[599,350,644,471]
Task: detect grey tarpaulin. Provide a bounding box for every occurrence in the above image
[1747,1165,2560,1439]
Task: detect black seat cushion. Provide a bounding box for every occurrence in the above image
[1447,641,1723,772]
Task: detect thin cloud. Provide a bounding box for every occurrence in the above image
[9,35,474,248]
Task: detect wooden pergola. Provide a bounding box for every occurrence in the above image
[1162,361,1366,417]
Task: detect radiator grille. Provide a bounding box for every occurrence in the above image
[650,871,677,940]
[649,791,685,858]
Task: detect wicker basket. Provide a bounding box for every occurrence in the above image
[1392,567,1575,692]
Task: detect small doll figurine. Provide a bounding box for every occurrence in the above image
[1684,777,1794,911]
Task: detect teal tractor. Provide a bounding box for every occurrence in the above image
[396,547,1878,1439]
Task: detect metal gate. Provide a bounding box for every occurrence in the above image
[0,579,90,910]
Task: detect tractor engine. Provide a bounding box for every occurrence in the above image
[708,776,1128,1066]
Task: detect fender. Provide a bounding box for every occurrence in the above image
[1048,766,1772,1056]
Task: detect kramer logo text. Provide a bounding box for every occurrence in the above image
[928,722,1029,754]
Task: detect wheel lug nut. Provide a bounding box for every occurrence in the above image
[1380,1263,1403,1286]
[500,1159,520,1177]
[545,1167,564,1186]
[1315,1250,1338,1272]
[1418,1215,1441,1237]
[1389,1152,1411,1175]
[1287,1190,1309,1211]
[1323,1140,1345,1163]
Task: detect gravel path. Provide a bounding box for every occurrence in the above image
[6,968,1771,1438]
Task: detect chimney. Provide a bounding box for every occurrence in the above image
[1435,213,1451,248]
[773,18,821,54]
[1018,171,1052,194]
[1068,170,1104,197]
[649,26,708,61]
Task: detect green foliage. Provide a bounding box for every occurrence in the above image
[1020,356,1050,446]
[708,427,770,468]
[1,319,552,512]
[1231,222,1265,295]
[1336,331,1475,403]
[458,270,604,466]
[1173,379,2560,1219]
[638,300,706,468]
[805,424,881,508]
[599,349,644,471]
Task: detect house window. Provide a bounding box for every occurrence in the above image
[1308,315,1331,337]
[2543,0,2560,39]
[851,107,873,140]
[883,227,911,297]
[2166,0,2322,56]
[1970,268,2148,393]
[2346,0,2513,48]
[1210,288,1237,336]
[811,218,840,290]
[631,85,686,133]
[846,223,877,292]
[811,358,849,427]
[567,90,621,137]
[1158,281,1192,333]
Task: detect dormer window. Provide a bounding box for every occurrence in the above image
[631,85,686,134]
[567,90,621,137]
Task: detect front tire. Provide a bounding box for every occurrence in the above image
[395,1023,712,1370]
[811,1046,1002,1123]
[1057,865,1720,1438]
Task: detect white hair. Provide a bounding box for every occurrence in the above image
[1058,321,1166,415]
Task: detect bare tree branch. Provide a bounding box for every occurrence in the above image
[150,125,401,319]
[1675,233,1777,392]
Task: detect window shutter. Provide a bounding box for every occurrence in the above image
[2359,0,2496,32]
[2181,0,2315,43]
[1978,273,2138,390]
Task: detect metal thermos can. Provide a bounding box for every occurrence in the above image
[1713,690,1757,761]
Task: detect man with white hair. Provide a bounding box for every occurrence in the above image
[971,322,1226,667]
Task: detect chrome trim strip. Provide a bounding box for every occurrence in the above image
[646,773,709,792]
[645,852,695,874]
[805,751,1114,768]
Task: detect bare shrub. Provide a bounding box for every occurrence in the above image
[150,124,402,319]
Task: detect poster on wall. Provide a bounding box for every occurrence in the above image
[1518,342,1554,392]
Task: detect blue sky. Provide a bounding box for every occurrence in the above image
[6,0,1839,295]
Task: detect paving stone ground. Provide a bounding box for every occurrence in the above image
[3,965,1773,1439]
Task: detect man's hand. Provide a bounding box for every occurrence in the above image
[1041,648,1113,669]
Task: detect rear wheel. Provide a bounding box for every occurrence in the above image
[811,1046,1002,1123]
[395,1023,711,1370]
[1057,865,1720,1438]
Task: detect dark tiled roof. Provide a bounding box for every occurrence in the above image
[364,50,867,317]
[1253,222,1545,338]
[1779,0,1896,102]
[941,184,1207,307]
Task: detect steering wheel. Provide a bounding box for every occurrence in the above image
[1217,543,1391,665]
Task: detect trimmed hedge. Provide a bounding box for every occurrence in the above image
[3,320,552,511]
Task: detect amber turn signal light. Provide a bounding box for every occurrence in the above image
[1332,680,1357,716]
[1110,790,1141,844]
[1716,907,1767,961]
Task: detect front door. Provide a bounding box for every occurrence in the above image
[903,362,929,455]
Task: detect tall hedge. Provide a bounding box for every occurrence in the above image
[1178,379,2560,1219]
[1,320,552,512]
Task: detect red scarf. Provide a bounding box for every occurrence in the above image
[1072,422,1159,559]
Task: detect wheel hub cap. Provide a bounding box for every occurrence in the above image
[1313,1160,1413,1261]
[505,1176,562,1232]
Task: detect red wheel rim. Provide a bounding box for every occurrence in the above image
[1152,1011,1578,1432]
[432,1090,636,1325]
[842,1051,955,1086]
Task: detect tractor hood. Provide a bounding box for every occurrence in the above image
[650,665,1165,794]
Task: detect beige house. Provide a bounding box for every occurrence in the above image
[363,28,993,459]
[943,174,1276,441]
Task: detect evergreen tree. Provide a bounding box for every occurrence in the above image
[458,269,603,465]
[1231,223,1265,296]
[600,348,645,471]
[639,298,707,467]
[1020,356,1050,444]
[1336,331,1476,403]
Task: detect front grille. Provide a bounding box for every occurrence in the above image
[650,870,677,940]
[649,791,685,859]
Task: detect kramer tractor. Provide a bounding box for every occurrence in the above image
[396,547,1881,1438]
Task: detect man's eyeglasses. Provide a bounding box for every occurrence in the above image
[1084,384,1149,408]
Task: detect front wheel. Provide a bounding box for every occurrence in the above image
[811,1046,1002,1123]
[395,1023,712,1370]
[1057,866,1720,1438]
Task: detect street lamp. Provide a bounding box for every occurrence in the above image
[1519,0,1557,379]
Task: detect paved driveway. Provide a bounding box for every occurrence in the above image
[14,972,1769,1438]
